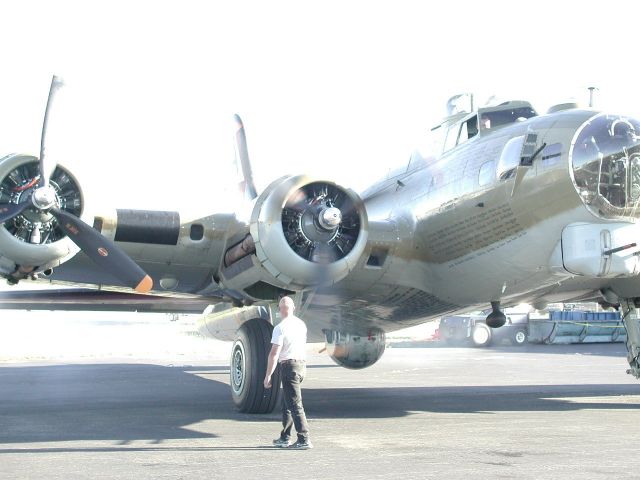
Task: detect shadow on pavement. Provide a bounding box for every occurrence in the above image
[303,383,640,418]
[0,362,638,448]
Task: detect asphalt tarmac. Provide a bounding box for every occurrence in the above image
[1,343,640,480]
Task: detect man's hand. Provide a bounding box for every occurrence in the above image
[264,344,281,390]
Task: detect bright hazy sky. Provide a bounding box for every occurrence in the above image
[1,1,640,215]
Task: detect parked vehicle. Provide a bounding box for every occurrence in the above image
[439,313,529,347]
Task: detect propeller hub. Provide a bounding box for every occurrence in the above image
[32,186,58,210]
[319,207,342,230]
[280,181,362,265]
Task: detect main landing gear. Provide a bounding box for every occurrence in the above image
[230,319,282,413]
[620,300,640,379]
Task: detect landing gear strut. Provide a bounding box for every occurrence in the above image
[230,319,282,413]
[621,300,640,378]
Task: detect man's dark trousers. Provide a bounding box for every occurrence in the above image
[279,360,309,442]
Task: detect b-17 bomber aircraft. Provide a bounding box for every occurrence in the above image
[2,77,640,413]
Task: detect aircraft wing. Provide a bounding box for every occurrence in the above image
[0,288,217,313]
[0,75,377,311]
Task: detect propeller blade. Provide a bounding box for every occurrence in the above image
[51,207,153,293]
[0,202,30,224]
[284,188,309,212]
[310,242,337,264]
[39,75,65,188]
[233,114,258,200]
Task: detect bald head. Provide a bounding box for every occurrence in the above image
[279,296,295,318]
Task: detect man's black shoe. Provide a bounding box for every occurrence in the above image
[288,439,313,450]
[272,437,291,448]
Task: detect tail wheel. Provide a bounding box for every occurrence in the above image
[471,323,492,347]
[230,319,282,413]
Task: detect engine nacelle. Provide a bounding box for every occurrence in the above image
[324,329,386,369]
[250,175,368,288]
[0,154,87,277]
[221,175,368,298]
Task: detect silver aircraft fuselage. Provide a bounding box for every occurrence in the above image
[298,107,640,338]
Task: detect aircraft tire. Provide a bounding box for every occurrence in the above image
[229,319,282,413]
[471,323,492,347]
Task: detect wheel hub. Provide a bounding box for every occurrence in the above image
[231,343,246,395]
[473,326,490,344]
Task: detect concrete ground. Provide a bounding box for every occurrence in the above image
[1,341,640,480]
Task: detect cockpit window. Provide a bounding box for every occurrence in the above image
[458,116,478,145]
[443,125,458,152]
[480,107,537,131]
[571,114,640,219]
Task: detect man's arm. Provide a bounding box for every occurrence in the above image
[263,343,282,389]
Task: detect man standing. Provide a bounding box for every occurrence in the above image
[263,296,312,449]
